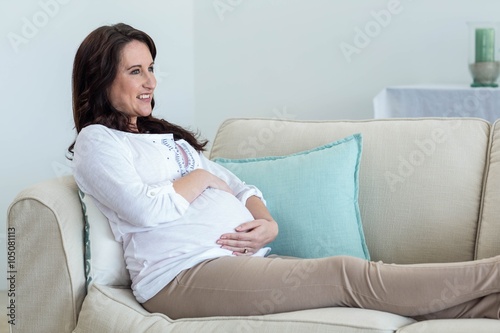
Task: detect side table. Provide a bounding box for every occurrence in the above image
[373,85,500,123]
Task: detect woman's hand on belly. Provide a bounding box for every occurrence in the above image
[216,218,278,256]
[215,195,279,256]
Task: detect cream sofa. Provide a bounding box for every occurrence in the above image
[7,117,500,333]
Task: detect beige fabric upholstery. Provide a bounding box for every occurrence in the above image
[477,119,500,259]
[74,284,415,333]
[7,176,86,333]
[397,319,500,332]
[8,118,500,332]
[211,118,490,264]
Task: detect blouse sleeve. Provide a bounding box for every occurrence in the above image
[73,125,190,227]
[198,153,266,205]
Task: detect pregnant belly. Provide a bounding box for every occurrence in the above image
[181,188,254,240]
[132,189,254,258]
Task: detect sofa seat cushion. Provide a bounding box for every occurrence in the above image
[74,284,416,333]
[397,319,500,332]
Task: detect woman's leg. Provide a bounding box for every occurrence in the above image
[142,255,500,319]
[414,292,500,320]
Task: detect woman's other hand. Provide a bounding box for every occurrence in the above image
[173,169,233,202]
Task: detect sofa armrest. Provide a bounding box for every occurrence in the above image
[7,175,86,333]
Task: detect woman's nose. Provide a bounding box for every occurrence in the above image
[144,71,157,89]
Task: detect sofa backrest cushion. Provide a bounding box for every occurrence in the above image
[210,118,490,264]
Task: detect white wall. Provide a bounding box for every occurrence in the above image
[194,0,500,141]
[2,0,500,290]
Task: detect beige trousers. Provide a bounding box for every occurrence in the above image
[142,255,500,320]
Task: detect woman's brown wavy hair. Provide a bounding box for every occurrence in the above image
[68,23,206,155]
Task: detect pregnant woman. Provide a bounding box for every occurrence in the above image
[70,23,500,320]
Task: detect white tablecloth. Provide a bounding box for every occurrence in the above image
[373,85,500,123]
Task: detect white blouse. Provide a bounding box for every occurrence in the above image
[73,124,269,303]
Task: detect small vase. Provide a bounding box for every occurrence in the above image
[468,22,500,87]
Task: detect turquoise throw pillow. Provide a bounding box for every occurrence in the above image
[214,134,370,260]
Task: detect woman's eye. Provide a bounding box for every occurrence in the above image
[131,69,140,75]
[148,66,154,73]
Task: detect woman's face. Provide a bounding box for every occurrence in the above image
[108,40,156,127]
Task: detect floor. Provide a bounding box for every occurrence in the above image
[1,291,8,333]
